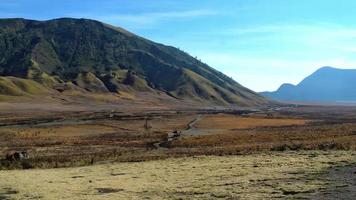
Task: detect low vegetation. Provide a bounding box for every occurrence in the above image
[0,103,356,199]
[1,106,356,169]
[0,151,355,199]
[0,18,268,106]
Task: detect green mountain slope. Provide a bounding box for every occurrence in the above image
[0,18,268,106]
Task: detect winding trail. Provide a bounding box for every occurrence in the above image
[186,114,203,130]
[153,115,203,149]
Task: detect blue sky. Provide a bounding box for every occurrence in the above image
[1,0,356,91]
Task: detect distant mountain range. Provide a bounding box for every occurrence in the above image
[261,67,356,102]
[0,18,268,106]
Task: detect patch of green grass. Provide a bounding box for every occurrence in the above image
[0,76,50,96]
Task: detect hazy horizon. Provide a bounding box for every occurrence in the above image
[1,0,356,92]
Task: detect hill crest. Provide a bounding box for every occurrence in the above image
[0,18,268,106]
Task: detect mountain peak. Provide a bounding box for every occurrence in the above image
[315,66,338,73]
[261,66,356,102]
[278,83,295,89]
[0,18,268,106]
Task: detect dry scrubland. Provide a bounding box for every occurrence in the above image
[172,114,356,151]
[0,151,355,200]
[1,104,356,199]
[1,105,356,169]
[193,114,308,129]
[0,111,196,169]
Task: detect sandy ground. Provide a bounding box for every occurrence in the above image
[0,151,355,200]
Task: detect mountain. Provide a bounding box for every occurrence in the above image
[261,66,356,102]
[0,18,268,106]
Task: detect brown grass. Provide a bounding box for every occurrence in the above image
[171,126,356,156]
[194,114,309,129]
[1,106,356,169]
[1,151,355,200]
[0,113,196,169]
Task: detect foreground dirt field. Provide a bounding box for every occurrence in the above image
[0,151,355,200]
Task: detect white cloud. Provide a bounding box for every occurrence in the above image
[94,10,218,26]
[196,24,356,53]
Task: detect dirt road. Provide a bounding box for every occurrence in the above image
[153,115,204,148]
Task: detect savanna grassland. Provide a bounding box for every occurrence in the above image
[0,103,356,199]
[0,151,355,199]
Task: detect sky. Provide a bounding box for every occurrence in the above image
[1,0,356,92]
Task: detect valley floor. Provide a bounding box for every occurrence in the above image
[0,151,355,200]
[1,102,356,199]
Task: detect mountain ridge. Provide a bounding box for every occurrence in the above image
[0,18,268,106]
[261,66,356,102]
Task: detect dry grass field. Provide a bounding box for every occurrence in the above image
[0,112,197,169]
[1,103,356,199]
[1,105,356,169]
[0,151,355,200]
[171,113,356,155]
[194,114,309,130]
